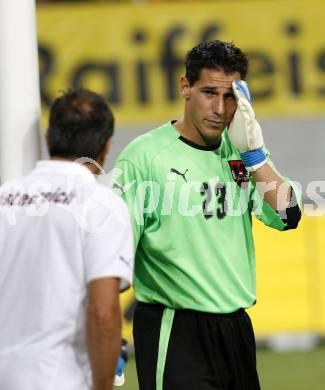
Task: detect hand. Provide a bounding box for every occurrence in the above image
[113,339,128,387]
[228,80,267,172]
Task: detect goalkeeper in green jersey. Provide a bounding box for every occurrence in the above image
[114,40,301,390]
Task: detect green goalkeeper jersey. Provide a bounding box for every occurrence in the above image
[114,122,289,313]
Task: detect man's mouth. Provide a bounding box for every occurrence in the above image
[205,119,224,127]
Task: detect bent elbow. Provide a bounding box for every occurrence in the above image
[281,204,302,231]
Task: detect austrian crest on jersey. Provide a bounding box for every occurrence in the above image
[228,160,249,186]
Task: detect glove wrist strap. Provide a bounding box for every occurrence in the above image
[240,148,267,172]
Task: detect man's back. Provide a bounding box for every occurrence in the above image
[0,160,133,390]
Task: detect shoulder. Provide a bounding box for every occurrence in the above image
[116,122,179,168]
[0,173,33,190]
[92,182,130,216]
[76,181,132,233]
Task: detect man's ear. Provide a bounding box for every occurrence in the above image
[45,130,51,156]
[45,130,49,148]
[97,137,112,167]
[103,137,112,156]
[180,76,190,100]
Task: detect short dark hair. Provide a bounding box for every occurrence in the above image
[47,88,114,160]
[185,40,249,86]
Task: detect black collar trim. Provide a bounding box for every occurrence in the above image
[178,135,221,151]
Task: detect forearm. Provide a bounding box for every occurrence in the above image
[86,302,121,390]
[252,162,291,211]
[228,80,298,217]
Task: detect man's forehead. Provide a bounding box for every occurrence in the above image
[197,68,240,88]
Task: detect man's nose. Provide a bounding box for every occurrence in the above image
[212,97,225,115]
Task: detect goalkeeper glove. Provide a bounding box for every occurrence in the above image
[228,80,267,173]
[113,338,128,387]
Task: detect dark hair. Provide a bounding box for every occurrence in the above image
[47,88,114,160]
[185,40,249,85]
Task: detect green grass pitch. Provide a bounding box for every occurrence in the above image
[122,346,325,389]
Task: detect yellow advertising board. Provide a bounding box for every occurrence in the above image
[37,1,325,125]
[249,215,325,336]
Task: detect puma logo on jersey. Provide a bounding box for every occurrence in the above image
[113,183,124,193]
[112,180,136,194]
[170,168,189,183]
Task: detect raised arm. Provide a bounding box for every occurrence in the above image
[228,80,297,213]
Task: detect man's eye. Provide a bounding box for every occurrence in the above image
[203,90,214,95]
[225,94,236,100]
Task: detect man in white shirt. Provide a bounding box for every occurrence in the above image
[0,88,134,390]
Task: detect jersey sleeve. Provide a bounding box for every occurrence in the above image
[113,159,148,248]
[84,197,134,291]
[250,149,302,231]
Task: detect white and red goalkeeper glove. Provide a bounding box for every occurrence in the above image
[228,80,267,173]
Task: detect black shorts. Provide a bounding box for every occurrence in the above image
[133,302,260,390]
